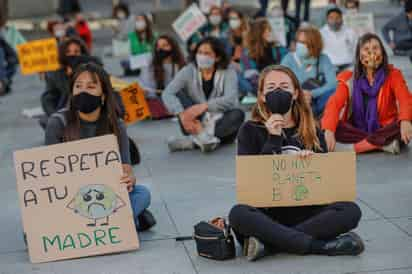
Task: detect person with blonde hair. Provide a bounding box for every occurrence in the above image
[240,18,288,95]
[229,65,363,262]
[281,25,336,117]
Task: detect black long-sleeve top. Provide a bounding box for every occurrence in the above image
[237,120,328,155]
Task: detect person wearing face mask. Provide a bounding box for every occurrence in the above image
[138,35,186,119]
[121,14,157,76]
[112,2,135,41]
[322,34,412,154]
[45,63,156,232]
[224,9,253,98]
[344,0,359,14]
[382,0,412,63]
[281,25,337,117]
[241,18,288,96]
[162,37,245,153]
[0,36,17,96]
[203,6,229,40]
[74,13,93,51]
[320,7,357,73]
[40,37,90,122]
[229,65,363,262]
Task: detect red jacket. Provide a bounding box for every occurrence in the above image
[76,20,92,50]
[322,65,412,132]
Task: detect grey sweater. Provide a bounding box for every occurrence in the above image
[382,12,412,45]
[161,63,239,114]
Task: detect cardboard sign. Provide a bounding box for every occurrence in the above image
[16,38,60,75]
[172,4,208,42]
[200,0,222,13]
[120,83,151,124]
[268,17,287,47]
[343,13,375,37]
[112,39,130,57]
[129,52,152,70]
[236,152,356,208]
[14,135,139,263]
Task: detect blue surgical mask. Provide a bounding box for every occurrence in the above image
[295,42,309,59]
[196,54,215,69]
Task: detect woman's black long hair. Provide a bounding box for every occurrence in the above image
[63,63,121,144]
[353,33,389,80]
[152,34,186,89]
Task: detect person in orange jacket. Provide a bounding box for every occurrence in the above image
[322,33,412,154]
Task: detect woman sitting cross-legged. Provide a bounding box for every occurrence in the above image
[229,65,364,262]
[322,33,412,154]
[162,37,245,153]
[45,63,156,232]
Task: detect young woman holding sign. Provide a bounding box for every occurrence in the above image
[45,62,156,232]
[229,65,363,262]
[322,33,412,154]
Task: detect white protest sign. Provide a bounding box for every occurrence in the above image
[172,4,208,42]
[343,13,375,37]
[129,53,152,70]
[268,17,287,47]
[200,0,222,13]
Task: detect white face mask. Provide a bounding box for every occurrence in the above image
[135,20,146,31]
[209,15,222,26]
[229,18,241,29]
[55,29,65,38]
[196,54,215,69]
[117,12,126,20]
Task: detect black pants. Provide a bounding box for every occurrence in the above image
[295,0,311,24]
[177,92,245,144]
[229,202,361,254]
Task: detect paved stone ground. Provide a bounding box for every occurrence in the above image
[1,0,412,273]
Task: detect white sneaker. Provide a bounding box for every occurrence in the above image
[382,139,400,155]
[192,131,220,153]
[167,136,195,152]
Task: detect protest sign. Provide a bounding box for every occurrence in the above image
[119,83,151,124]
[268,17,287,47]
[14,135,139,263]
[200,0,222,13]
[172,4,207,42]
[16,38,60,75]
[343,13,375,37]
[112,39,130,57]
[129,52,152,70]
[236,152,356,208]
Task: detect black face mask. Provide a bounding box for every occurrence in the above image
[233,36,243,45]
[265,89,293,115]
[157,49,173,60]
[72,92,102,114]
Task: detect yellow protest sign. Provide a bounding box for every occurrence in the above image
[236,152,356,208]
[14,135,139,263]
[119,83,151,124]
[17,38,60,75]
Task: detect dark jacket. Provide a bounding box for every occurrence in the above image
[41,69,70,116]
[382,12,412,45]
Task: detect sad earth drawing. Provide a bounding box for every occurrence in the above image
[67,184,125,227]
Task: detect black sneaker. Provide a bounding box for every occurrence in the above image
[322,232,365,256]
[243,237,266,262]
[137,209,156,232]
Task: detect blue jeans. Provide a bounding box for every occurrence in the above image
[129,184,151,230]
[312,88,335,117]
[238,72,254,97]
